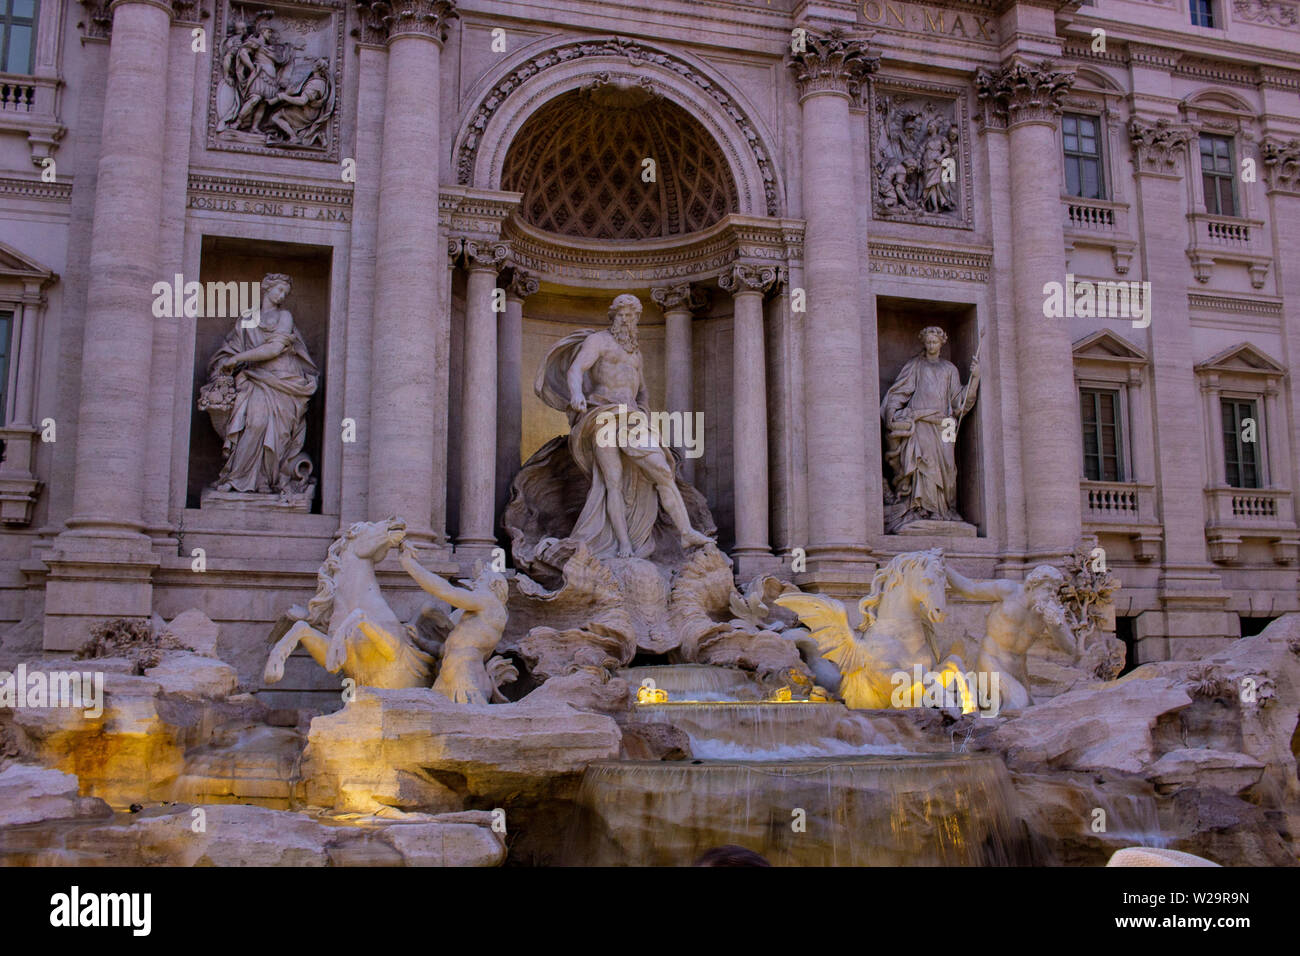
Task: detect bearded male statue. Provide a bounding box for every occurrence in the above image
[945,564,1079,710]
[534,294,713,560]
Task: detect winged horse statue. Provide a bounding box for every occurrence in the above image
[776,548,968,710]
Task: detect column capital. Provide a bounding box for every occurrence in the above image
[787,28,878,102]
[1129,117,1192,178]
[504,267,540,301]
[1262,136,1300,195]
[651,282,709,314]
[974,59,1073,131]
[449,237,510,273]
[718,263,780,298]
[356,0,457,45]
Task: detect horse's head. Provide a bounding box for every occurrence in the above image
[911,548,948,625]
[345,517,407,562]
[861,548,947,628]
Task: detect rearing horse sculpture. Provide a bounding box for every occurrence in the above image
[263,518,438,689]
[776,548,950,709]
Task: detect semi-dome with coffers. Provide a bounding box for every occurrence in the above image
[502,85,740,241]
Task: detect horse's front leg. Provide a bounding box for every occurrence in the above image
[264,620,316,684]
[326,607,365,673]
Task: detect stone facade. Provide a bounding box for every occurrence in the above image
[1,0,1298,676]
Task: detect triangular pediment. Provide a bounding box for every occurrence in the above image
[0,240,54,282]
[1072,329,1148,364]
[1196,342,1286,378]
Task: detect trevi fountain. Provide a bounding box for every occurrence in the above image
[0,292,1295,867]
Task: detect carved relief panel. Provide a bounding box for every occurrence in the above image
[208,0,344,161]
[868,79,973,229]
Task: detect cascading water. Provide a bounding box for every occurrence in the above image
[569,754,1032,866]
[565,665,1037,865]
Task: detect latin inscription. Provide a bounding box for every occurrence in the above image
[858,1,997,43]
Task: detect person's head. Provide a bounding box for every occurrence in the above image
[473,567,509,604]
[919,325,948,357]
[692,845,772,867]
[262,273,292,306]
[609,294,642,329]
[609,294,642,350]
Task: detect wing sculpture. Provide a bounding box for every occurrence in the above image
[775,593,891,708]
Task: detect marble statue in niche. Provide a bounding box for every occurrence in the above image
[881,325,980,533]
[872,92,964,222]
[198,272,319,510]
[534,293,714,559]
[214,4,338,153]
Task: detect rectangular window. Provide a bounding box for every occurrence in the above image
[0,0,38,75]
[1190,0,1215,27]
[1063,114,1106,200]
[1081,388,1124,482]
[1200,134,1237,216]
[0,310,11,424]
[1221,398,1260,489]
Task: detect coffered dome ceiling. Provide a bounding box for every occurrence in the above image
[502,85,740,242]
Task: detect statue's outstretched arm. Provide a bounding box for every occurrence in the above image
[398,548,477,610]
[945,566,1010,602]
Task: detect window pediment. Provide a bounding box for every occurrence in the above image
[1195,342,1286,380]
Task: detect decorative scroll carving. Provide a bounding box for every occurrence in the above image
[718,263,778,296]
[209,0,344,161]
[651,282,709,314]
[78,0,201,37]
[456,36,781,217]
[974,60,1073,129]
[1261,137,1300,193]
[1233,0,1299,27]
[870,81,972,228]
[505,268,540,300]
[1129,118,1191,175]
[355,0,457,44]
[786,28,879,100]
[451,238,511,272]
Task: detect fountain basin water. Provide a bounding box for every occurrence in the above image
[615,664,766,701]
[568,752,1032,866]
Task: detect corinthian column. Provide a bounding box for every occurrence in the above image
[788,30,877,566]
[651,282,707,483]
[975,60,1081,559]
[362,0,456,542]
[719,264,778,564]
[498,267,538,522]
[454,238,510,552]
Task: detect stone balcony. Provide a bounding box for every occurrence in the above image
[1186,212,1271,289]
[1204,486,1299,565]
[1080,480,1162,560]
[0,72,63,164]
[1062,195,1135,274]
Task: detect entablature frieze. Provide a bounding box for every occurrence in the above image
[498,213,803,287]
[867,239,991,282]
[186,173,354,223]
